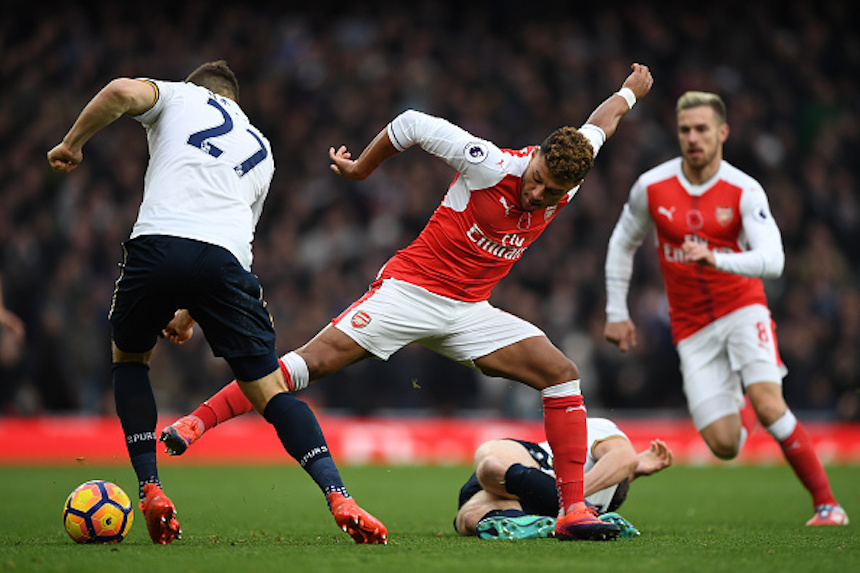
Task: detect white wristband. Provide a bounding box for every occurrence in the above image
[615,87,636,109]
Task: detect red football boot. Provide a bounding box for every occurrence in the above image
[139,483,182,544]
[327,492,387,544]
[554,502,620,541]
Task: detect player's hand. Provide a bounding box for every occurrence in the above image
[162,309,195,345]
[604,319,637,353]
[47,142,83,173]
[329,145,366,180]
[682,240,716,267]
[634,439,674,477]
[621,63,653,101]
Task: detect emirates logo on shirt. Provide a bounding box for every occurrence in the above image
[351,311,372,328]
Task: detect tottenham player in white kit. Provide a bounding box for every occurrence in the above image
[47,61,387,545]
[455,418,673,539]
[603,91,847,526]
[160,63,653,541]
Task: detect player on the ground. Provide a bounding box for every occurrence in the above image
[47,61,386,544]
[162,63,654,541]
[603,90,848,526]
[455,417,673,539]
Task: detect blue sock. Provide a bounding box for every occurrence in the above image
[263,392,348,500]
[112,362,160,499]
[504,463,559,517]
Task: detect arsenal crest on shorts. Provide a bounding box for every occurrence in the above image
[351,311,371,328]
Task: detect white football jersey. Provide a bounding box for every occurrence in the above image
[130,79,275,270]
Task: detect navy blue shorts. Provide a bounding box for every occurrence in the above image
[109,235,277,377]
[457,439,553,511]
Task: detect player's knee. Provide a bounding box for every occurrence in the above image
[748,389,787,426]
[111,342,153,365]
[705,436,740,460]
[752,402,786,427]
[535,358,579,388]
[475,456,509,491]
[554,358,579,383]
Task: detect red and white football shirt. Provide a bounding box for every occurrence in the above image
[605,158,784,343]
[376,110,605,302]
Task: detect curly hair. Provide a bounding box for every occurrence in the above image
[185,60,240,101]
[538,126,594,185]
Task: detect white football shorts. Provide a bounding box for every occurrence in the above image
[332,278,544,367]
[675,304,788,430]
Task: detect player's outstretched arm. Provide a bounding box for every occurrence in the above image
[48,79,157,173]
[584,437,639,497]
[329,127,399,181]
[582,63,653,140]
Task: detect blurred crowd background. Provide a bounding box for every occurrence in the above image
[1,0,858,421]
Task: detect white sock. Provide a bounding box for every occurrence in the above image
[540,380,581,398]
[738,426,748,453]
[280,351,310,391]
[766,410,797,442]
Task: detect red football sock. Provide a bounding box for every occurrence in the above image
[191,359,297,430]
[780,423,836,507]
[190,402,218,431]
[541,394,587,515]
[192,380,254,430]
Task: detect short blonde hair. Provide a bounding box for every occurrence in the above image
[676,91,726,124]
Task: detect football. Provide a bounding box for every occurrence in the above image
[63,480,134,543]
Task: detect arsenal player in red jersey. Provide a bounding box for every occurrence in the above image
[161,63,653,541]
[603,91,847,526]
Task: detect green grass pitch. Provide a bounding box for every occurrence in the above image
[1,464,856,572]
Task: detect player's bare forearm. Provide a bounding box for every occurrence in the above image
[584,443,638,497]
[584,63,653,139]
[329,128,399,181]
[48,79,157,173]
